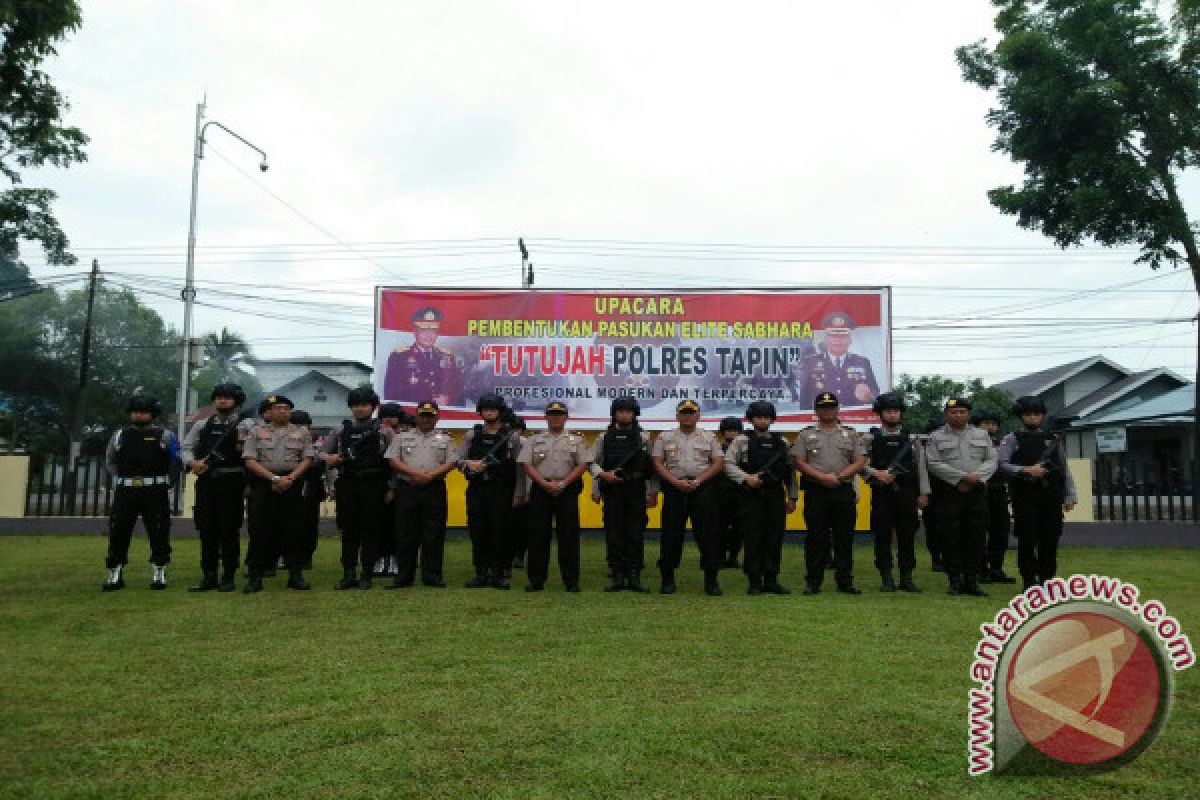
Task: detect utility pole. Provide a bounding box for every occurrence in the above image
[68,257,100,470]
[519,238,533,288]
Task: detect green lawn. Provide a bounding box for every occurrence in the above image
[1,535,1196,799]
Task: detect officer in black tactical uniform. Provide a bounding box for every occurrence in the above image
[288,409,325,571]
[102,395,179,591]
[862,392,924,593]
[971,409,1015,585]
[591,396,656,592]
[320,388,393,590]
[182,383,248,592]
[715,416,745,568]
[457,394,522,589]
[723,401,798,595]
[920,417,946,573]
[997,395,1078,589]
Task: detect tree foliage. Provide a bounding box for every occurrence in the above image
[893,374,1013,434]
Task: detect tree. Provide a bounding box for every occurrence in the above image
[894,374,1013,435]
[0,1,88,265]
[957,0,1200,497]
[191,327,262,405]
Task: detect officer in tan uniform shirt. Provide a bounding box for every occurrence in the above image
[652,398,726,596]
[241,394,315,593]
[517,401,591,592]
[384,400,458,588]
[792,392,867,595]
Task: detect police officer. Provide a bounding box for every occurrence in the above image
[793,392,867,595]
[591,396,656,593]
[289,410,325,571]
[920,417,946,573]
[242,397,274,577]
[458,394,523,590]
[321,388,393,590]
[652,399,726,596]
[971,409,1015,585]
[715,416,745,568]
[383,307,462,405]
[518,401,591,592]
[997,396,1078,590]
[241,395,316,593]
[384,401,457,588]
[102,395,179,591]
[723,401,798,595]
[376,402,408,575]
[504,411,532,570]
[862,392,925,593]
[182,383,248,592]
[794,312,880,407]
[923,398,997,597]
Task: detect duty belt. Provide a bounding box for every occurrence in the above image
[209,466,244,477]
[116,475,170,488]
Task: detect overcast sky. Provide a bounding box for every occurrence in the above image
[25,1,1199,387]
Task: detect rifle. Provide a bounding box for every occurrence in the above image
[869,432,913,492]
[743,437,790,488]
[338,420,377,465]
[605,433,648,482]
[1019,433,1062,489]
[199,410,251,468]
[464,427,515,482]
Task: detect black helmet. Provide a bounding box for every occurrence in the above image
[971,409,1001,425]
[872,392,906,413]
[347,387,380,408]
[476,393,506,413]
[257,398,273,416]
[377,402,404,420]
[1011,395,1047,416]
[399,412,415,427]
[290,409,312,426]
[506,413,527,432]
[211,382,246,406]
[745,401,777,420]
[610,396,641,416]
[718,416,743,433]
[127,394,161,416]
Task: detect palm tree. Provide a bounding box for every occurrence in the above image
[200,327,254,382]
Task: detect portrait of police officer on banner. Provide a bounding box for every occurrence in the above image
[383,306,464,405]
[794,311,880,409]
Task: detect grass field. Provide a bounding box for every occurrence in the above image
[1,535,1197,799]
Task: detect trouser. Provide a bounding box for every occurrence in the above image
[193,472,244,573]
[106,484,172,567]
[932,481,987,579]
[1011,484,1065,583]
[600,480,648,573]
[302,483,324,563]
[714,480,742,562]
[802,483,856,586]
[377,490,397,562]
[336,472,389,572]
[738,482,787,580]
[658,481,722,572]
[870,484,919,572]
[922,501,943,564]
[247,479,305,572]
[466,478,517,574]
[982,484,1011,574]
[394,480,447,583]
[527,483,582,587]
[511,503,530,561]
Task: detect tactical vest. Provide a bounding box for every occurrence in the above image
[601,426,647,479]
[468,424,516,482]
[194,413,241,464]
[341,420,385,475]
[986,434,1008,489]
[1011,430,1064,491]
[740,433,790,484]
[868,429,913,472]
[114,426,170,477]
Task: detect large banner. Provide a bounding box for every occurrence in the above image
[374,288,891,430]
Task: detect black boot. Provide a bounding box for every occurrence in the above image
[243,571,264,594]
[802,580,820,595]
[898,570,921,593]
[747,575,763,596]
[989,569,1017,584]
[189,570,219,592]
[359,570,373,590]
[286,568,311,591]
[627,570,648,593]
[947,573,963,596]
[660,567,676,595]
[962,574,988,597]
[101,565,125,592]
[836,580,862,595]
[335,568,358,590]
[491,568,511,590]
[465,568,490,588]
[704,569,723,597]
[763,575,791,595]
[879,569,896,593]
[218,568,236,592]
[604,571,627,592]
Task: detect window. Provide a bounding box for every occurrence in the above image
[313,387,327,403]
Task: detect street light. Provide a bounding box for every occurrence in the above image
[177,99,269,444]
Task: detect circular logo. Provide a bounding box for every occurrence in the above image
[1005,610,1165,766]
